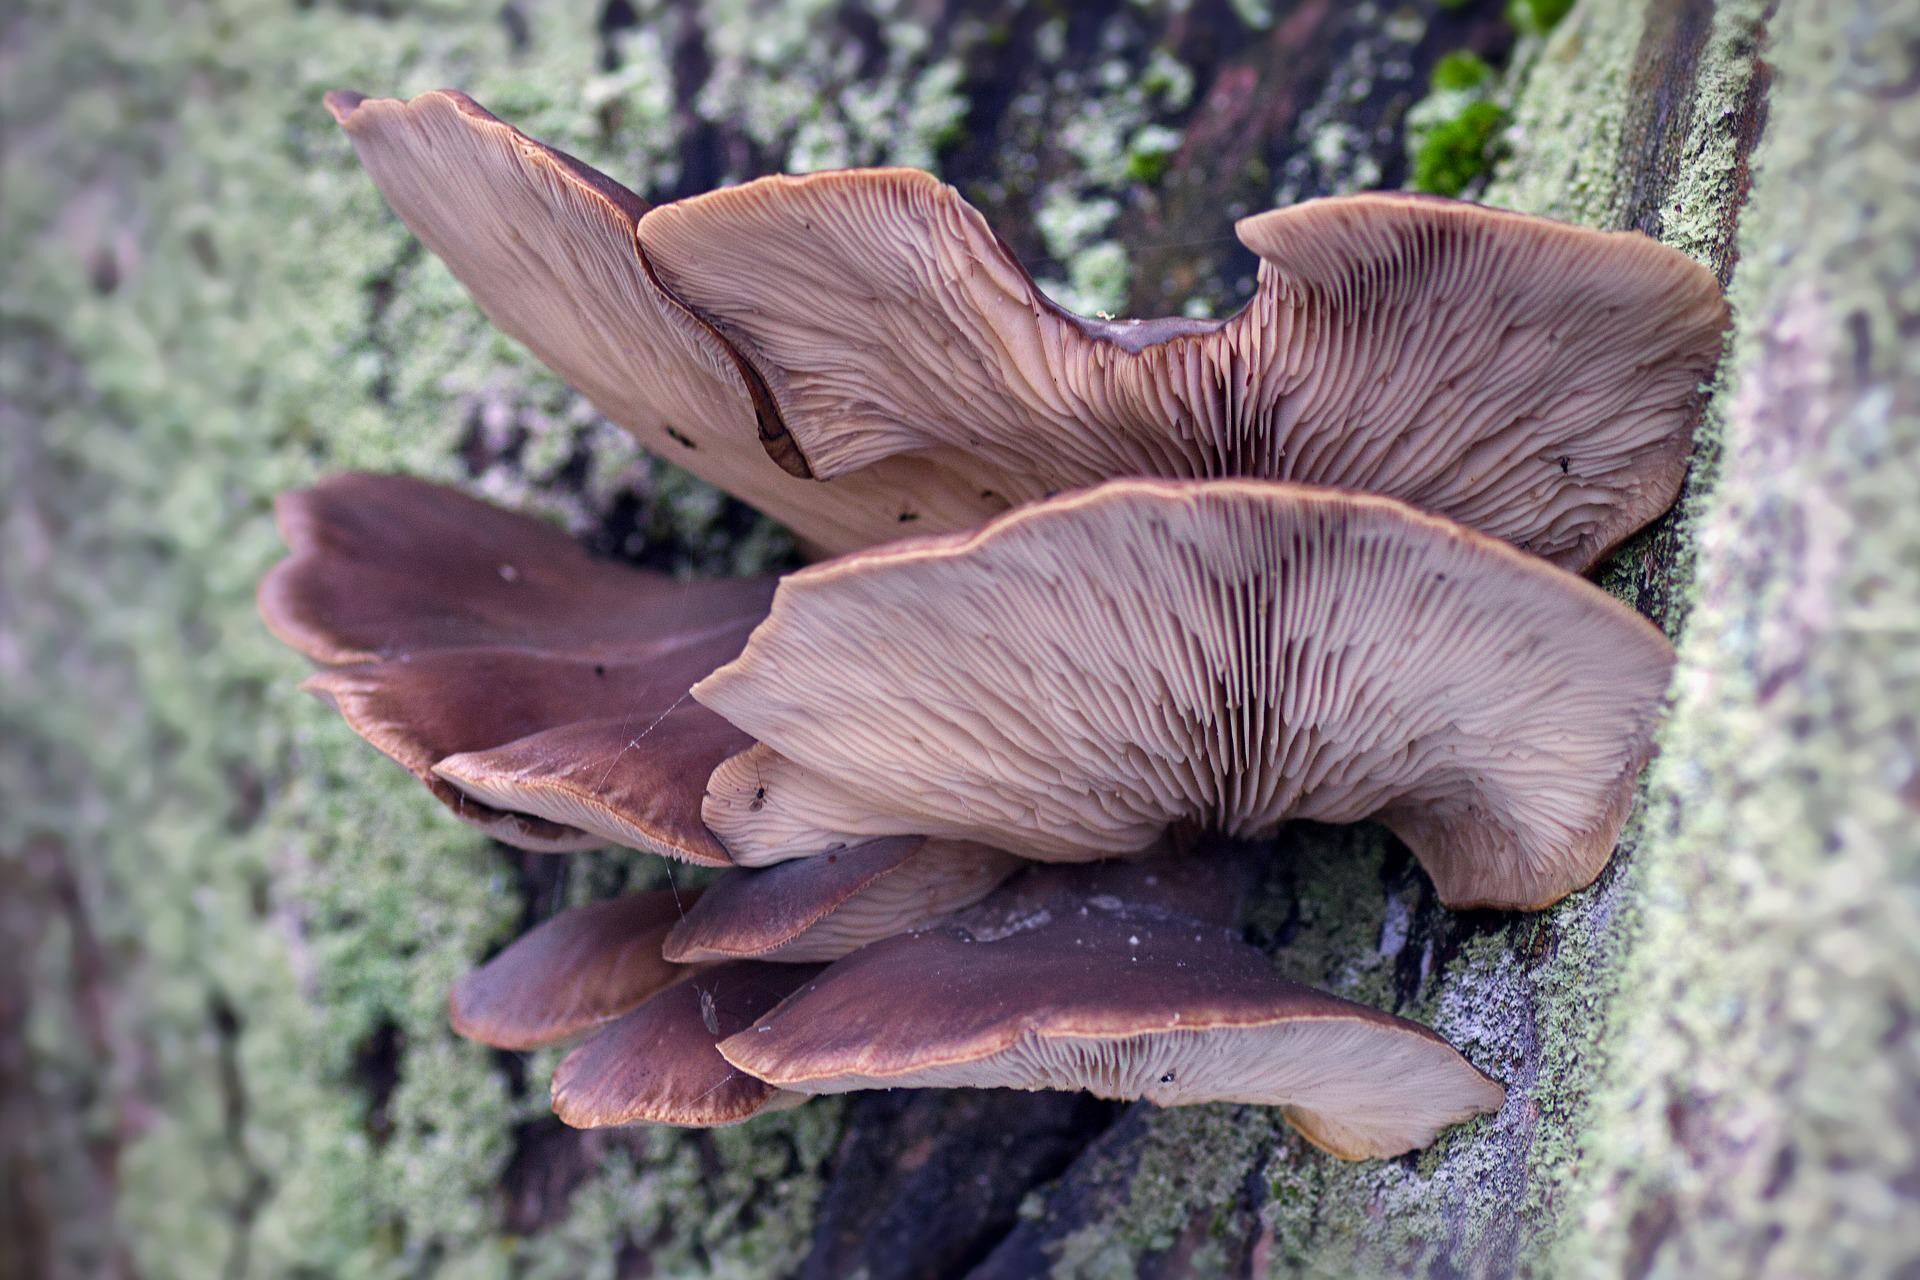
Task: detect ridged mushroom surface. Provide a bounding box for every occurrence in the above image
[449,890,694,1049]
[697,480,1676,909]
[719,895,1505,1160]
[552,961,820,1128]
[326,90,1029,554]
[641,172,1728,570]
[664,836,1021,963]
[259,472,768,859]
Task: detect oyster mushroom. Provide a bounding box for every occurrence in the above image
[551,960,821,1128]
[662,836,1023,964]
[450,889,696,1049]
[325,89,1032,555]
[698,479,1676,910]
[258,471,768,859]
[717,858,1506,1159]
[639,170,1729,570]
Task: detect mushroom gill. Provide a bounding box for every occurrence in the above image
[640,170,1728,571]
[717,859,1506,1160]
[697,479,1676,910]
[325,89,1033,555]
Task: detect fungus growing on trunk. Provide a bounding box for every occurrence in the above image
[260,91,1718,1160]
[661,835,1022,963]
[551,960,822,1128]
[717,864,1505,1159]
[449,890,695,1049]
[541,853,1505,1157]
[324,89,1029,555]
[328,89,1725,567]
[698,479,1675,910]
[258,472,769,860]
[640,171,1729,570]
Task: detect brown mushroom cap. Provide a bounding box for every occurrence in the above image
[639,172,1727,571]
[259,472,768,858]
[696,479,1676,910]
[325,90,1028,555]
[551,960,820,1128]
[450,890,695,1049]
[663,836,1021,964]
[717,895,1504,1159]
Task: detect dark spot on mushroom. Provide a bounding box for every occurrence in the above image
[665,426,697,449]
[898,511,919,523]
[1557,455,1571,473]
[1159,1071,1176,1084]
[593,664,607,677]
[749,785,766,812]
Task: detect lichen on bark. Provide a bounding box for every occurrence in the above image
[5,1,1913,1278]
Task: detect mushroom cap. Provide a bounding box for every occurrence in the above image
[551,960,820,1128]
[701,741,943,867]
[325,89,1026,555]
[258,470,770,666]
[639,171,1728,570]
[430,704,748,862]
[718,898,1505,1160]
[449,890,694,1049]
[696,479,1676,910]
[259,472,767,858]
[663,836,1021,964]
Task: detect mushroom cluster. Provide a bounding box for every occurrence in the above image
[262,88,1726,1160]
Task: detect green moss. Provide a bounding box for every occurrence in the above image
[1050,1106,1282,1276]
[1506,0,1578,38]
[1403,36,1506,199]
[1409,100,1509,195]
[1431,49,1496,93]
[1482,0,1653,225]
[1124,124,1182,185]
[1542,2,1920,1274]
[1272,11,1434,205]
[0,0,884,1273]
[1012,34,1198,315]
[1227,0,1274,33]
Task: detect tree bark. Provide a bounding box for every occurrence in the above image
[5,1,1914,1278]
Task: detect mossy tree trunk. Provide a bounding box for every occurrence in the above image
[5,1,1914,1278]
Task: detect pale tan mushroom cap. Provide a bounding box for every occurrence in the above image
[640,172,1727,570]
[326,90,1026,554]
[259,472,768,858]
[697,480,1675,910]
[449,890,693,1049]
[718,900,1505,1159]
[663,836,1020,964]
